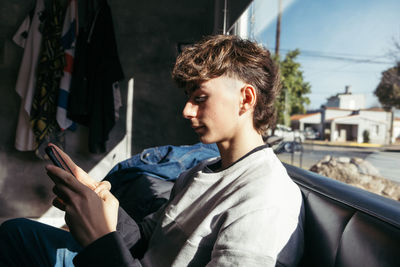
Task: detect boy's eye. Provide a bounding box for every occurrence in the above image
[194,96,207,103]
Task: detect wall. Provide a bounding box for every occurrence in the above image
[357,119,387,144]
[394,119,400,141]
[359,110,390,123]
[114,0,214,152]
[324,108,353,120]
[298,113,321,131]
[338,94,366,110]
[0,0,215,221]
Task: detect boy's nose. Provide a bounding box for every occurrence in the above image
[182,101,197,119]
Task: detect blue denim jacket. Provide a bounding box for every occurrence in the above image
[104,143,220,188]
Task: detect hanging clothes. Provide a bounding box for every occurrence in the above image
[68,1,124,153]
[30,0,66,147]
[13,0,45,151]
[57,0,79,130]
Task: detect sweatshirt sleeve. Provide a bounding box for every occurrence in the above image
[73,232,143,267]
[73,203,169,266]
[73,207,143,266]
[116,207,141,248]
[73,190,171,265]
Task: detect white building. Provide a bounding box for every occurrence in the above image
[290,112,321,133]
[394,118,400,142]
[291,87,399,144]
[326,86,366,110]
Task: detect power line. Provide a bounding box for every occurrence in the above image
[299,53,390,65]
[280,48,385,59]
[304,67,380,74]
[275,48,393,65]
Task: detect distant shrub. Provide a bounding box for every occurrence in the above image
[363,130,370,143]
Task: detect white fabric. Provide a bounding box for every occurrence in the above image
[140,147,303,267]
[13,0,45,151]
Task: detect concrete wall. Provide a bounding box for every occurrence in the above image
[324,108,353,120]
[338,94,365,110]
[359,110,390,123]
[394,119,400,141]
[0,0,215,220]
[116,0,214,152]
[330,116,388,144]
[357,119,387,144]
[326,94,366,110]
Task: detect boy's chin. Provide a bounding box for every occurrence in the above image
[197,135,215,145]
[199,140,214,145]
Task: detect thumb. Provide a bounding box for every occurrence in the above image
[97,189,118,206]
[94,181,112,195]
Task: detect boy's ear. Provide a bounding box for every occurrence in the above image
[239,84,257,115]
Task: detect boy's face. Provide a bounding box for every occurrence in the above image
[183,76,245,145]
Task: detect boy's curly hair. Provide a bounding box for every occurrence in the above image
[172,35,281,133]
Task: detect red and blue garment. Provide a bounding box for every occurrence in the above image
[57,0,78,130]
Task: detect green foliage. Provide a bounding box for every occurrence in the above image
[363,130,370,143]
[374,63,400,110]
[274,49,311,126]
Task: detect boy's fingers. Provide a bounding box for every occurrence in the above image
[48,144,98,190]
[48,144,87,182]
[46,164,85,194]
[75,172,98,190]
[48,144,84,181]
[94,181,111,194]
[97,188,109,201]
[48,143,75,169]
[46,165,68,185]
[46,164,73,185]
[52,197,66,211]
[97,189,118,206]
[52,182,73,202]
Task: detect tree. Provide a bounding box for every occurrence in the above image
[275,49,311,126]
[376,35,400,110]
[374,62,400,110]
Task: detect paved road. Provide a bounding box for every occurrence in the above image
[363,151,400,183]
[277,144,400,183]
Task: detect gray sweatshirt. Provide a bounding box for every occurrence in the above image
[139,146,304,266]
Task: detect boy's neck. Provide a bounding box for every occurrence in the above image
[216,130,265,170]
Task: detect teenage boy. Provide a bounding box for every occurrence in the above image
[0,35,304,266]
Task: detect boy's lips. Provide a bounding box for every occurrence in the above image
[192,124,206,132]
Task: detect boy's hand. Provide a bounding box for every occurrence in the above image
[48,144,109,191]
[47,164,119,247]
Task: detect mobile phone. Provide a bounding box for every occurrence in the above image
[45,146,74,176]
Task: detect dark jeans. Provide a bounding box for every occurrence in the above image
[0,218,81,267]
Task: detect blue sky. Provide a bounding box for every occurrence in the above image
[247,0,400,110]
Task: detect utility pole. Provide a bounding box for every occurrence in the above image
[276,0,287,125]
[390,107,395,144]
[223,0,228,34]
[275,0,282,57]
[284,88,290,126]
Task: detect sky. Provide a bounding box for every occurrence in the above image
[239,0,400,110]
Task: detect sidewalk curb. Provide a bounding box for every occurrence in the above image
[383,148,400,152]
[303,140,400,152]
[303,140,383,149]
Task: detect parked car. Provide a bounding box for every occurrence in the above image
[273,124,305,142]
[304,127,320,140]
